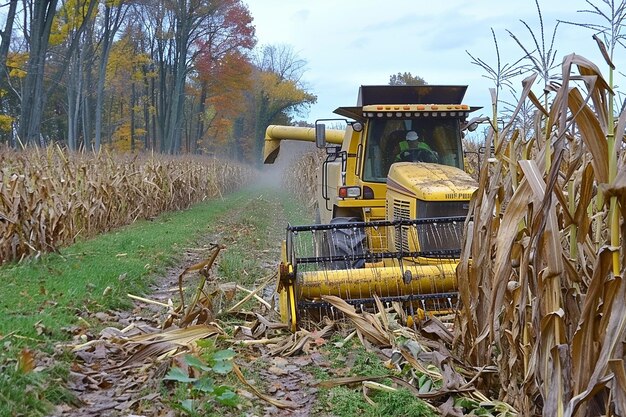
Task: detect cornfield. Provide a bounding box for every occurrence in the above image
[0,147,252,264]
[457,54,626,416]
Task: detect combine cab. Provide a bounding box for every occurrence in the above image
[264,85,479,330]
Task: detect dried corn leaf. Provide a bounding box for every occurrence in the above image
[232,363,297,409]
[269,321,334,356]
[127,323,223,345]
[567,88,609,183]
[321,295,390,347]
[519,160,563,277]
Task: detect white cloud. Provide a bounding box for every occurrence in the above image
[246,0,626,122]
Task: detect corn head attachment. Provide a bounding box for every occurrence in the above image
[277,216,466,331]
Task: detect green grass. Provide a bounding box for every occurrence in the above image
[306,335,391,381]
[214,192,313,315]
[327,386,438,417]
[0,365,50,417]
[307,336,437,417]
[0,361,77,417]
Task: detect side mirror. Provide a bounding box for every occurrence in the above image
[315,123,326,148]
[462,116,490,132]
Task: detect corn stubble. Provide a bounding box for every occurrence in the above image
[457,54,626,416]
[0,148,251,264]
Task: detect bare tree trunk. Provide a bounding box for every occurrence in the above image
[156,39,168,152]
[82,54,94,148]
[191,81,207,153]
[151,68,157,150]
[142,64,151,150]
[0,0,18,146]
[166,62,186,154]
[18,0,59,145]
[67,47,83,151]
[130,81,136,151]
[94,3,126,151]
[0,0,18,91]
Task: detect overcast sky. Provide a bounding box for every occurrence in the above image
[245,0,626,123]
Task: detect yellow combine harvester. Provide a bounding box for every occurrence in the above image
[264,85,480,331]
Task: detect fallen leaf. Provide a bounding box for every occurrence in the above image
[313,337,326,346]
[34,320,49,336]
[17,348,35,373]
[291,356,312,367]
[268,365,288,376]
[272,357,289,367]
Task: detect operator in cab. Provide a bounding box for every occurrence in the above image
[395,130,439,163]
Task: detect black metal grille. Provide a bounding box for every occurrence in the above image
[416,201,469,252]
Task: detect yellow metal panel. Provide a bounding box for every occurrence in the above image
[387,162,477,201]
[335,199,386,208]
[297,263,457,299]
[369,207,386,219]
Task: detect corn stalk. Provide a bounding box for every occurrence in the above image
[0,148,252,263]
[456,53,626,416]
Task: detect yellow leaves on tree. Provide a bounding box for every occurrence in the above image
[6,52,27,79]
[106,34,150,87]
[0,115,14,133]
[256,71,316,120]
[49,0,97,46]
[110,122,145,152]
[101,31,152,152]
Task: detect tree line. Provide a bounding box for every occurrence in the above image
[0,0,317,162]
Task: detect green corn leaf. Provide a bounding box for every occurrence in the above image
[163,367,196,383]
[212,360,233,375]
[212,348,236,361]
[184,354,211,372]
[193,376,215,393]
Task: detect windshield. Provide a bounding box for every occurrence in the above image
[362,118,463,183]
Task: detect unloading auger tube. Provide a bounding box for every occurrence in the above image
[278,216,466,331]
[263,125,344,164]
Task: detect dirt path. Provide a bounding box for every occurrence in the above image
[49,191,320,417]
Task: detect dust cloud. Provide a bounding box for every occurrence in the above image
[256,140,317,188]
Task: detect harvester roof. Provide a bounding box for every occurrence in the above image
[334,85,480,121]
[358,85,468,105]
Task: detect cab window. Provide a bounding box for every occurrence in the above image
[362,118,463,183]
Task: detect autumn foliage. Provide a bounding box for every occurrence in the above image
[0,0,316,164]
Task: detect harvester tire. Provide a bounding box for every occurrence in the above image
[326,217,367,269]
